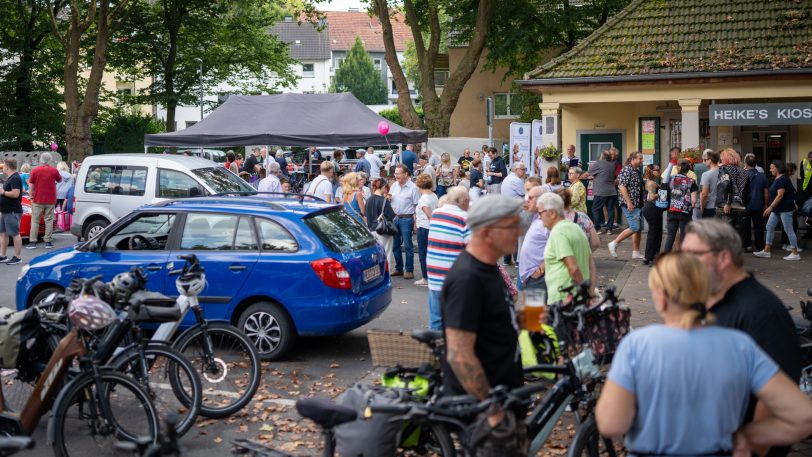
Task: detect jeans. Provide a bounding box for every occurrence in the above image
[766,211,798,250]
[642,202,664,261]
[780,210,799,246]
[702,208,717,218]
[417,227,429,279]
[436,185,448,198]
[664,212,692,252]
[428,290,442,330]
[744,210,766,251]
[393,217,415,273]
[30,203,55,243]
[523,275,547,291]
[592,195,617,230]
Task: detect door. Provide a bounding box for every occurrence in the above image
[580,133,623,214]
[80,212,177,292]
[580,133,623,169]
[170,212,258,325]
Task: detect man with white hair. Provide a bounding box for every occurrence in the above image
[258,161,282,195]
[365,147,383,180]
[275,149,289,177]
[27,151,62,249]
[538,192,591,303]
[501,161,526,199]
[354,149,371,175]
[425,186,470,330]
[519,186,550,290]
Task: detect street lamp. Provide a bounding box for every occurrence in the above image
[194,57,203,121]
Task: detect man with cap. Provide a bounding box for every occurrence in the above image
[538,192,592,303]
[354,149,371,176]
[442,194,525,442]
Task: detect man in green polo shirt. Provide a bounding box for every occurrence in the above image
[539,192,592,304]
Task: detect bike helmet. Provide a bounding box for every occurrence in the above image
[175,272,206,297]
[68,295,116,331]
[111,270,141,296]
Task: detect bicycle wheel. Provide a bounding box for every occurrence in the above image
[108,343,202,436]
[567,416,620,457]
[397,421,456,456]
[50,370,159,457]
[173,321,261,418]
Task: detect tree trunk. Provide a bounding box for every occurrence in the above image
[371,0,421,130]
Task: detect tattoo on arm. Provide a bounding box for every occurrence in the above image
[445,328,491,400]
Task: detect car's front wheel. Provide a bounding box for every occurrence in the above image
[83,218,109,241]
[237,302,296,361]
[30,286,65,310]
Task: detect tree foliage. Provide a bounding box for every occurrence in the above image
[107,0,296,132]
[0,0,65,151]
[331,37,388,105]
[379,105,423,126]
[92,106,164,154]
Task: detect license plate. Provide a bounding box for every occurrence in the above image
[363,265,381,282]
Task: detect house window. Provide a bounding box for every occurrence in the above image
[116,88,133,96]
[669,119,682,150]
[334,57,344,69]
[373,58,382,70]
[433,71,449,87]
[494,93,523,119]
[302,63,314,77]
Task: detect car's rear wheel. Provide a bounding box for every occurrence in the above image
[237,302,296,361]
[83,219,109,241]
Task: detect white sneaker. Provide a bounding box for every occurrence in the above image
[413,278,428,286]
[631,251,645,260]
[783,253,801,261]
[607,241,618,258]
[783,245,804,252]
[753,250,771,258]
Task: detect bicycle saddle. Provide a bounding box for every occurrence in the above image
[411,329,443,345]
[296,397,357,430]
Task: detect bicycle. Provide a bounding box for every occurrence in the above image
[797,288,812,397]
[0,278,160,457]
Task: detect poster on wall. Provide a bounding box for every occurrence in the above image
[530,119,545,175]
[509,122,532,172]
[638,117,660,166]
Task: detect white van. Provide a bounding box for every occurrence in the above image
[71,154,254,240]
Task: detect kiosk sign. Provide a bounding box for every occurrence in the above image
[709,103,812,126]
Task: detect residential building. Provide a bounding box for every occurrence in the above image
[517,0,812,171]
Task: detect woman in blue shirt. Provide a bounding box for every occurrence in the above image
[595,252,812,456]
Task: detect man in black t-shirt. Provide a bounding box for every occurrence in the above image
[457,148,473,172]
[441,194,524,435]
[682,219,801,457]
[485,147,508,195]
[0,159,24,264]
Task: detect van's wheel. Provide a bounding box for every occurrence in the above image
[83,219,109,240]
[237,302,296,361]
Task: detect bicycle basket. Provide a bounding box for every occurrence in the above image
[559,304,631,359]
[0,307,42,369]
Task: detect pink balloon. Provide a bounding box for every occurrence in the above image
[50,143,58,151]
[377,121,390,136]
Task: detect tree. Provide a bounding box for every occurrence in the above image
[0,0,65,150]
[331,37,388,105]
[371,0,494,136]
[47,0,136,162]
[107,0,296,132]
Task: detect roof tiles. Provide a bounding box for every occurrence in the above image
[527,0,812,79]
[323,11,412,52]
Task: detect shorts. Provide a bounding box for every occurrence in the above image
[0,213,21,237]
[622,206,642,232]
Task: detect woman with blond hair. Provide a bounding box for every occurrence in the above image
[596,252,812,456]
[435,152,457,198]
[55,161,74,210]
[567,166,587,213]
[340,172,366,224]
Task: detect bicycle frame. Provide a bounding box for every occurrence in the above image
[0,328,87,435]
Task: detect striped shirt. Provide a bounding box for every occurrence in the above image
[427,204,471,291]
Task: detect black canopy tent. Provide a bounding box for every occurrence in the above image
[143,93,428,148]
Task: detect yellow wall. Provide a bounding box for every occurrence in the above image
[562,101,663,157]
[448,48,515,140]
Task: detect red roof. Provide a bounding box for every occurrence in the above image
[324,11,412,53]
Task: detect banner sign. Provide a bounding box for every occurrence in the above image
[509,122,532,172]
[530,119,546,175]
[709,102,812,126]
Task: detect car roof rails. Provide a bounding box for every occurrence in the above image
[210,192,328,204]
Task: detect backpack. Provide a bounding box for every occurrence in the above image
[655,181,670,209]
[0,307,41,369]
[668,175,694,214]
[333,384,409,457]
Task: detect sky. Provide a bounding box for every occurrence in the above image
[319,0,369,11]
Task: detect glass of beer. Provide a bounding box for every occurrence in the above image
[519,289,547,332]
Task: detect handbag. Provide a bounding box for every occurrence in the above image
[374,197,398,236]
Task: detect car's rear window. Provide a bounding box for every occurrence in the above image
[303,208,375,253]
[192,167,254,194]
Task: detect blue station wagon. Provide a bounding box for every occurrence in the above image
[16,197,392,360]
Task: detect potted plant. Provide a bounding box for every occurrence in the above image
[536,144,560,180]
[680,147,702,164]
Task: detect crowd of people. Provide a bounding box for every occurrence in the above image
[0,152,75,264]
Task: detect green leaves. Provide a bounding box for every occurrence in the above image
[331,37,388,105]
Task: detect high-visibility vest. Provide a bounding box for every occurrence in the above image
[802,159,812,191]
